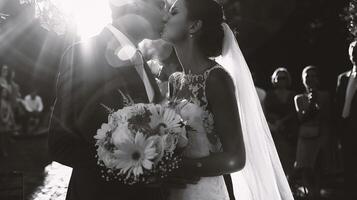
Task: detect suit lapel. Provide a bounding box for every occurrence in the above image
[349,74,357,111]
[343,73,357,102]
[340,74,349,99]
[122,66,150,103]
[101,26,162,104]
[339,73,357,118]
[100,28,150,103]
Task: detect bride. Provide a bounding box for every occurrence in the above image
[161,0,294,200]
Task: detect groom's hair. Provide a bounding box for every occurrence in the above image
[109,0,148,20]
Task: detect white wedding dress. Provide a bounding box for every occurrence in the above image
[166,24,294,200]
[168,66,230,200]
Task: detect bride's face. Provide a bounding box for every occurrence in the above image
[161,0,191,43]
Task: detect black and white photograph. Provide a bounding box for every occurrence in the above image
[0,0,356,200]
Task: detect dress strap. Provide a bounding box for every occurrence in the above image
[201,64,226,107]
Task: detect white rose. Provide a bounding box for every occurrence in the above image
[94,123,111,141]
[179,102,205,133]
[161,134,177,152]
[177,128,188,149]
[97,147,117,169]
[179,102,202,120]
[111,124,133,146]
[147,135,165,163]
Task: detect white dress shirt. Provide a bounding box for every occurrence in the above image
[342,70,357,118]
[106,24,154,102]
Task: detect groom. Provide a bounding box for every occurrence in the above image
[48,1,166,199]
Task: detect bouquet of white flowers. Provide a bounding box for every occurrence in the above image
[94,94,198,185]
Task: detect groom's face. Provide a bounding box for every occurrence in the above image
[138,0,167,38]
[111,0,167,39]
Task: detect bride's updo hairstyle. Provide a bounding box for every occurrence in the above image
[185,0,225,57]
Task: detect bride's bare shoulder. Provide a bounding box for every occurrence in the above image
[206,65,233,84]
[205,66,235,97]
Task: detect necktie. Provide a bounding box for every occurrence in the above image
[134,52,154,103]
[105,24,155,103]
[342,71,357,118]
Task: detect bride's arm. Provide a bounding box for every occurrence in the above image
[180,69,246,177]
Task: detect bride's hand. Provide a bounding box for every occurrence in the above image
[162,167,201,189]
[144,168,200,189]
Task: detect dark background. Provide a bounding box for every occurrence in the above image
[0,0,353,110]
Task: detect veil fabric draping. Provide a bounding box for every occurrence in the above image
[215,23,294,200]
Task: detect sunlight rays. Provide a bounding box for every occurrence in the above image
[49,0,111,39]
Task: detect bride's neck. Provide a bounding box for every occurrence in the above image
[174,40,212,74]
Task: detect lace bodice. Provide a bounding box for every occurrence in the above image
[168,65,229,200]
[169,65,223,155]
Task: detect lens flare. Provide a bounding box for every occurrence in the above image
[53,0,111,39]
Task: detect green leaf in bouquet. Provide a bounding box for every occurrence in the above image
[100,103,115,114]
[118,89,135,106]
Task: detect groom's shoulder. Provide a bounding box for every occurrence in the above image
[62,36,101,60]
[59,36,104,71]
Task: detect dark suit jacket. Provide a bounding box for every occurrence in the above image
[336,71,357,120]
[336,71,357,138]
[48,28,163,200]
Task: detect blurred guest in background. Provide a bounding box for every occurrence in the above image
[294,66,331,200]
[21,90,44,134]
[0,65,10,92]
[264,67,297,176]
[7,69,22,132]
[0,85,15,157]
[7,69,21,108]
[335,41,357,200]
[0,65,16,134]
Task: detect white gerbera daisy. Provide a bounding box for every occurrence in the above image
[114,132,158,177]
[161,134,177,152]
[147,135,165,163]
[148,105,183,135]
